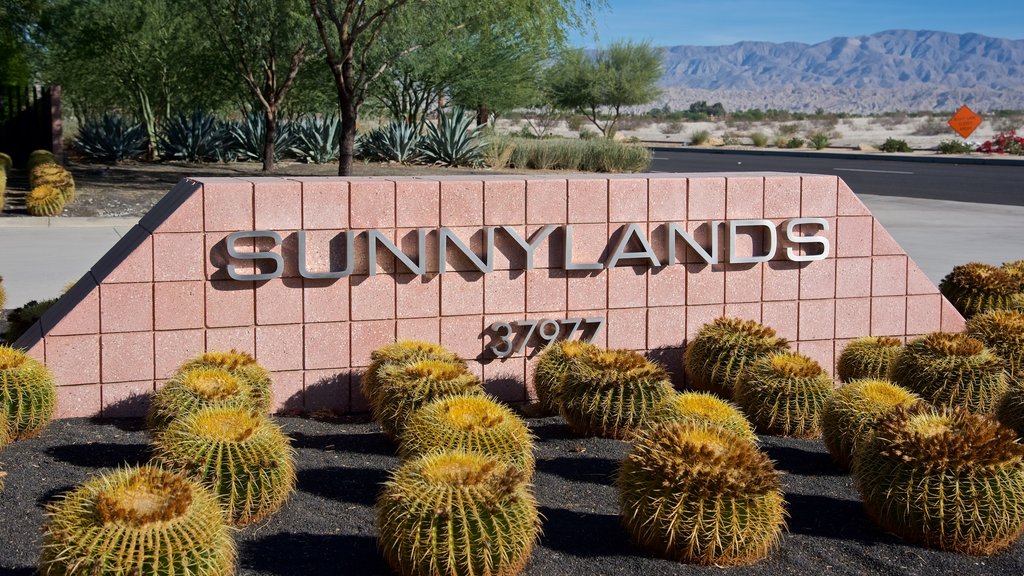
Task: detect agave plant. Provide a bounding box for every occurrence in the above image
[418,108,483,167]
[73,114,148,163]
[224,113,295,162]
[289,114,341,163]
[357,120,421,164]
[158,109,233,162]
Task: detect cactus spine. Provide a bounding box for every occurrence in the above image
[940,262,1020,318]
[26,185,66,217]
[820,379,921,470]
[617,422,785,565]
[373,358,482,439]
[890,332,1008,414]
[967,310,1024,381]
[147,367,265,432]
[683,317,789,397]
[852,406,1024,554]
[362,340,466,412]
[559,349,675,439]
[177,350,273,414]
[152,406,296,525]
[836,336,902,382]
[532,339,599,414]
[652,391,757,444]
[733,352,834,437]
[0,345,56,438]
[377,451,540,576]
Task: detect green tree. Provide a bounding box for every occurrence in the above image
[546,40,663,138]
[0,0,48,85]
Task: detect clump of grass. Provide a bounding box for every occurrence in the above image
[880,138,912,153]
[483,136,651,172]
[808,131,831,150]
[750,132,769,147]
[689,129,712,145]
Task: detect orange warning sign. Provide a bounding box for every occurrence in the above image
[947,105,983,139]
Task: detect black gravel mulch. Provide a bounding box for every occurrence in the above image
[1,416,1022,576]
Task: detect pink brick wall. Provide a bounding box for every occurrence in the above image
[15,174,963,417]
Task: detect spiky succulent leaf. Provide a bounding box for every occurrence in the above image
[362,341,466,412]
[373,358,482,439]
[26,185,65,217]
[73,114,148,162]
[891,332,1008,414]
[821,379,922,469]
[836,336,902,382]
[733,352,834,437]
[418,108,483,167]
[651,391,757,444]
[852,405,1024,554]
[147,367,266,432]
[159,109,234,162]
[940,262,1019,318]
[683,317,790,397]
[967,310,1024,381]
[223,113,294,162]
[618,422,785,565]
[559,349,675,439]
[288,114,341,163]
[39,465,236,576]
[357,120,421,164]
[153,407,296,525]
[532,340,599,414]
[2,298,57,344]
[176,350,272,414]
[0,345,56,438]
[377,451,540,576]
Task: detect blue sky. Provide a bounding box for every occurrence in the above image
[569,0,1024,47]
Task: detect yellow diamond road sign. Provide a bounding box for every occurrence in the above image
[947,105,983,139]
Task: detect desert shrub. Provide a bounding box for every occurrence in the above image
[977,130,1024,155]
[820,379,921,469]
[777,123,800,136]
[689,129,711,145]
[750,132,769,147]
[223,113,294,162]
[418,108,483,167]
[487,137,651,172]
[357,120,421,164]
[565,114,584,132]
[288,114,341,164]
[879,138,912,153]
[808,131,831,149]
[659,121,683,135]
[683,317,789,397]
[782,137,805,149]
[733,351,834,437]
[159,109,232,162]
[937,139,974,154]
[578,128,597,140]
[3,298,57,343]
[0,344,56,438]
[939,262,1020,318]
[74,114,148,163]
[913,117,948,136]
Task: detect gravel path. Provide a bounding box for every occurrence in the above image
[1,416,1021,575]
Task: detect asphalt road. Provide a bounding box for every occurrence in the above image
[650,149,1024,207]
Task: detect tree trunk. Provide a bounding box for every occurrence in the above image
[476,104,489,127]
[336,57,358,176]
[262,106,277,172]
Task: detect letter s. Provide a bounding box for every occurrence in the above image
[225,231,283,280]
[785,218,830,262]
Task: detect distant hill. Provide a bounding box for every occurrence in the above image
[657,30,1024,112]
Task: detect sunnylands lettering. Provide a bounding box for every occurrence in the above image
[223,218,829,281]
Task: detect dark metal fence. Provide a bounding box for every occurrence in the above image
[0,85,63,168]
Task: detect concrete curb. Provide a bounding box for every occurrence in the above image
[644,144,1024,167]
[0,216,138,228]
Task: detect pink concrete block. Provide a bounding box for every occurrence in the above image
[395,274,440,319]
[835,298,871,339]
[23,336,44,363]
[205,281,254,327]
[205,327,255,355]
[298,178,348,229]
[44,284,100,336]
[763,261,800,301]
[303,278,349,323]
[153,281,204,331]
[102,235,153,284]
[153,233,205,282]
[255,324,303,371]
[100,283,153,333]
[304,370,351,413]
[46,335,100,386]
[682,220,722,264]
[397,317,440,342]
[483,357,526,403]
[102,380,153,417]
[608,266,648,308]
[907,261,939,295]
[524,225,559,270]
[762,301,798,341]
[872,255,908,297]
[350,179,396,229]
[270,370,305,413]
[764,176,802,219]
[527,179,567,224]
[724,302,762,324]
[56,384,102,418]
[102,332,154,383]
[493,225,528,272]
[304,322,350,370]
[789,217,835,259]
[484,179,526,225]
[726,266,763,303]
[440,180,483,226]
[686,263,725,305]
[797,341,835,379]
[567,178,608,224]
[799,299,835,341]
[835,258,873,298]
[203,179,253,232]
[800,259,836,300]
[350,320,396,367]
[648,265,686,307]
[941,298,966,332]
[149,183,204,233]
[297,229,358,277]
[648,177,687,221]
[441,271,484,316]
[647,306,686,349]
[351,373,371,412]
[263,230,299,278]
[686,304,725,341]
[567,271,607,310]
[253,277,304,325]
[205,232,256,281]
[871,296,907,336]
[154,329,205,379]
[608,178,647,222]
[254,179,302,229]
[906,294,942,336]
[838,180,871,216]
[350,274,396,321]
[566,223,610,267]
[836,216,873,258]
[688,177,727,220]
[607,308,647,350]
[440,316,482,361]
[726,176,764,219]
[484,271,526,314]
[526,269,567,313]
[801,175,838,217]
[396,180,441,227]
[872,220,903,255]
[395,228,439,273]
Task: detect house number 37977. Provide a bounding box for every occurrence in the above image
[485,317,606,358]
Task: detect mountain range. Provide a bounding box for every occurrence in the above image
[657,30,1024,112]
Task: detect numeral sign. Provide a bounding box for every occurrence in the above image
[485,317,605,358]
